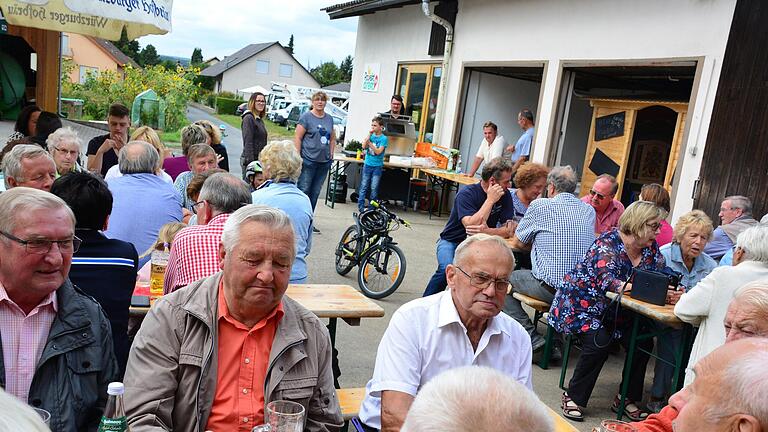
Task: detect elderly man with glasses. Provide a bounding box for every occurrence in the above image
[357,234,532,432]
[0,187,119,432]
[581,174,625,235]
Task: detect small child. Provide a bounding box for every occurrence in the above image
[358,116,388,212]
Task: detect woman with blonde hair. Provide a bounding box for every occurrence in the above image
[295,91,335,221]
[251,140,312,283]
[550,200,667,421]
[104,126,173,183]
[240,92,268,173]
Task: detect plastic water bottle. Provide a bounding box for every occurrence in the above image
[456,156,463,174]
[97,382,129,431]
[149,243,169,305]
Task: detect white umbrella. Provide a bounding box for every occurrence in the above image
[0,0,172,39]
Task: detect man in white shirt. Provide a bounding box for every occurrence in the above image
[358,234,532,432]
[467,121,507,177]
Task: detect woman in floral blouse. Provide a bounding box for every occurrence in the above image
[549,200,667,422]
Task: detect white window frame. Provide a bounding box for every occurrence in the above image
[279,63,293,78]
[256,59,270,74]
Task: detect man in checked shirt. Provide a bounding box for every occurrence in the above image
[164,172,252,293]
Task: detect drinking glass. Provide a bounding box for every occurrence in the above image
[33,408,51,426]
[596,419,638,432]
[251,400,305,432]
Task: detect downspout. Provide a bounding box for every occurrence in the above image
[422,0,453,145]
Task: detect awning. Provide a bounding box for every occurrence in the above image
[0,0,172,40]
[238,85,271,95]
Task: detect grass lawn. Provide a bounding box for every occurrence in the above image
[159,130,181,151]
[216,114,294,140]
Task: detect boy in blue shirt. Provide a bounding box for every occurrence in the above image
[358,116,388,212]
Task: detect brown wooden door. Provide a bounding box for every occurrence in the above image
[580,107,636,198]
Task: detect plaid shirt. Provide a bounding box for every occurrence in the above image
[515,193,596,288]
[0,283,57,401]
[164,213,229,293]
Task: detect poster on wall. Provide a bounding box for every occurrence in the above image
[361,63,380,92]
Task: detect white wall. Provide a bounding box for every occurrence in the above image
[220,44,319,94]
[345,4,438,144]
[457,70,541,164]
[345,0,736,218]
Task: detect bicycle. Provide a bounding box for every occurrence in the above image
[334,201,410,299]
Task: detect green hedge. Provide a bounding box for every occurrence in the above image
[216,97,243,115]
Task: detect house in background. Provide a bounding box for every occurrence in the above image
[61,33,139,83]
[200,42,319,95]
[323,0,768,222]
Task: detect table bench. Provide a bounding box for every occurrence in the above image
[512,292,556,369]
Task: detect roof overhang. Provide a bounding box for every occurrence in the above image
[322,0,425,20]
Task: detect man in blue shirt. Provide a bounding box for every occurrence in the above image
[358,116,388,212]
[505,166,595,353]
[704,196,759,261]
[51,172,138,377]
[105,141,182,267]
[423,157,516,297]
[505,109,535,176]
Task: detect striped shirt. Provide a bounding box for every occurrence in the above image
[515,193,596,288]
[164,213,229,293]
[0,284,57,402]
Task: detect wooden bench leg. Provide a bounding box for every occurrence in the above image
[559,334,573,391]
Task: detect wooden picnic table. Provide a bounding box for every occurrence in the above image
[548,406,580,432]
[605,291,692,420]
[420,168,479,218]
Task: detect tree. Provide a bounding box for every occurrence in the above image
[115,27,140,63]
[160,59,177,70]
[339,55,353,82]
[191,47,203,66]
[139,44,160,66]
[310,61,343,87]
[286,34,295,55]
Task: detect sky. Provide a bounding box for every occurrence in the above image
[139,0,358,68]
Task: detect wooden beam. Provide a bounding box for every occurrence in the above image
[7,25,60,112]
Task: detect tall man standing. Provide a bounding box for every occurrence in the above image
[506,109,535,175]
[423,157,516,297]
[87,103,130,177]
[582,174,625,235]
[0,187,118,431]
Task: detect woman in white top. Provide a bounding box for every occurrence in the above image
[105,126,173,183]
[674,224,768,386]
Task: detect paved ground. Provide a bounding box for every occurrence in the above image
[307,190,646,431]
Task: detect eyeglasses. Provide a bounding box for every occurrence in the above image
[0,231,81,254]
[191,201,205,214]
[54,147,79,156]
[589,189,606,200]
[255,100,266,104]
[455,266,509,292]
[646,222,662,231]
[720,207,735,212]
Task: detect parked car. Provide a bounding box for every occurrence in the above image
[286,105,346,141]
[235,102,248,116]
[267,99,292,121]
[274,100,308,126]
[286,104,310,130]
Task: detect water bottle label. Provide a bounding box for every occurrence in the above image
[98,416,127,431]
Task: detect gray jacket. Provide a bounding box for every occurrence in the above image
[124,272,343,432]
[0,280,119,432]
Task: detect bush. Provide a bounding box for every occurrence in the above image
[61,61,200,132]
[206,93,216,108]
[216,97,243,115]
[218,91,242,100]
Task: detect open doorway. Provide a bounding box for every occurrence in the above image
[622,105,678,202]
[455,66,544,167]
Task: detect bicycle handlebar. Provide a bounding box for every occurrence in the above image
[370,201,411,228]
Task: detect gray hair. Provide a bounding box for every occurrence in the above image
[596,173,619,195]
[180,124,209,156]
[401,366,553,432]
[46,126,82,154]
[707,338,768,428]
[199,172,252,214]
[118,141,159,174]
[221,205,295,256]
[259,140,303,182]
[725,195,752,216]
[1,144,54,189]
[0,387,50,432]
[733,280,768,326]
[0,187,75,235]
[735,225,768,264]
[454,233,514,270]
[547,165,578,194]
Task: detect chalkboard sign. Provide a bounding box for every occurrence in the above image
[595,111,626,141]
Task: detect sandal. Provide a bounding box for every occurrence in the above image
[561,392,584,422]
[611,394,649,421]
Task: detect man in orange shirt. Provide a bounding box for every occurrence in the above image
[123,205,343,432]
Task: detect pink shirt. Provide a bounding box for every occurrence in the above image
[656,220,674,246]
[0,284,57,402]
[581,196,625,234]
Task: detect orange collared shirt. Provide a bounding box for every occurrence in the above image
[206,282,284,432]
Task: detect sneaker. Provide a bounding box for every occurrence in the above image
[312,226,321,234]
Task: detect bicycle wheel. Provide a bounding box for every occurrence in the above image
[357,244,406,299]
[335,225,360,275]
